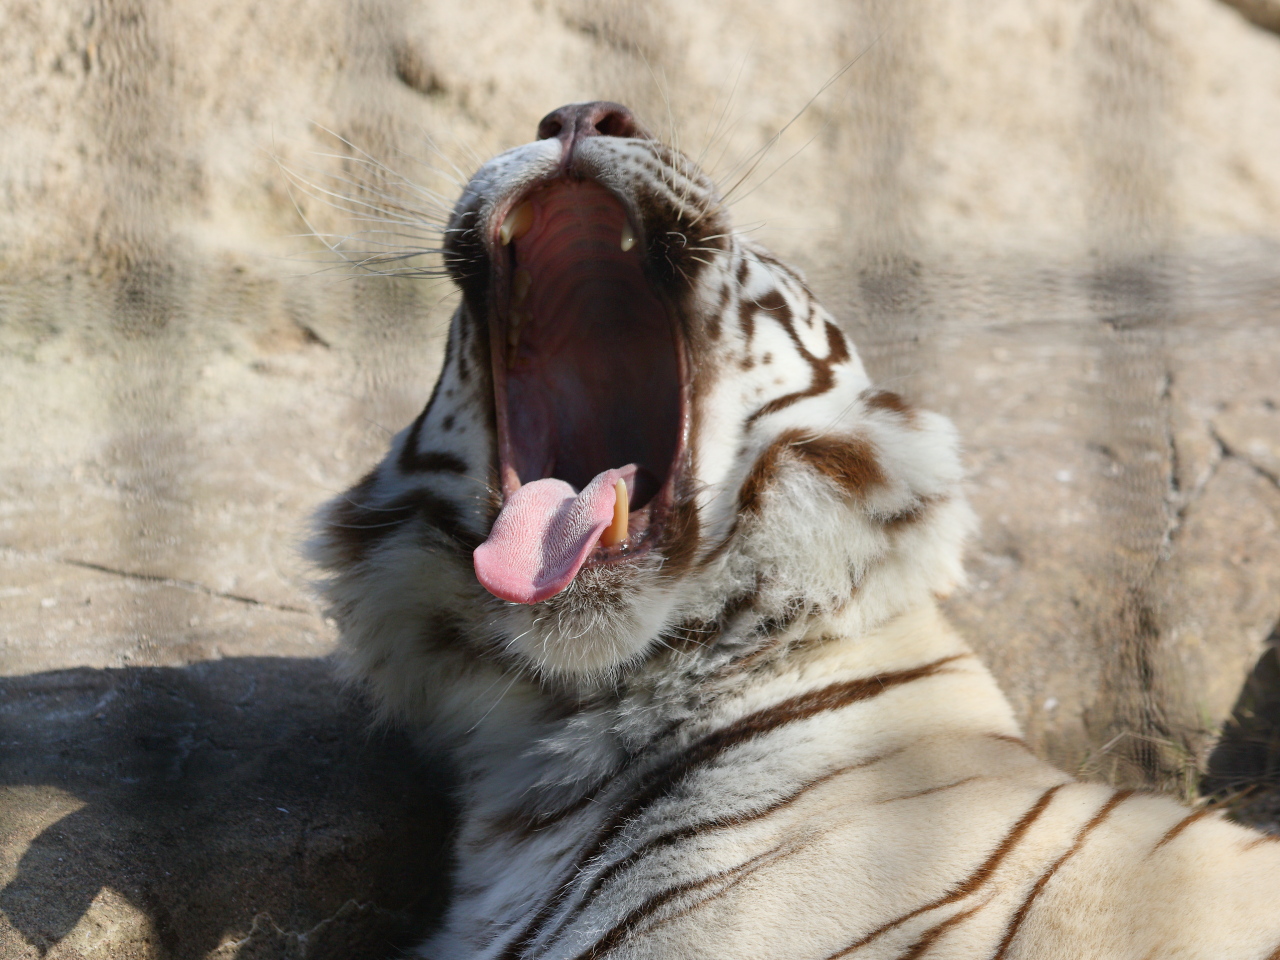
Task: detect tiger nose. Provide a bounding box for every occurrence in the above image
[536,101,649,160]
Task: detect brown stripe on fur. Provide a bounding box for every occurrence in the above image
[706,281,731,341]
[566,838,803,960]
[737,296,758,345]
[752,288,791,323]
[875,774,986,805]
[739,429,884,517]
[1242,833,1280,852]
[660,656,968,784]
[826,783,1066,958]
[899,900,988,960]
[864,389,917,424]
[406,449,469,473]
[1267,936,1280,960]
[986,733,1032,750]
[990,790,1135,960]
[708,429,890,564]
[747,319,851,423]
[792,433,885,498]
[1151,807,1212,852]
[499,656,967,959]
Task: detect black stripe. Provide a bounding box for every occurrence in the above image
[566,838,801,960]
[483,783,610,841]
[321,474,478,565]
[826,782,1066,958]
[333,487,478,557]
[990,790,1134,960]
[495,655,966,959]
[583,747,904,911]
[398,406,469,474]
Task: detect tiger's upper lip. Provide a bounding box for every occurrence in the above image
[480,170,691,579]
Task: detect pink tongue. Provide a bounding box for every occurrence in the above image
[474,467,631,604]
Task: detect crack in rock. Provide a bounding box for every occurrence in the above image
[1211,423,1280,493]
[1163,414,1225,548]
[214,900,400,958]
[0,547,313,616]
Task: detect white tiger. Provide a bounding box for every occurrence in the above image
[310,102,1280,960]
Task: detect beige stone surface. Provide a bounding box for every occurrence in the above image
[4,0,1280,955]
[930,309,1280,789]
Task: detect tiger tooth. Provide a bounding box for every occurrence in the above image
[499,202,534,245]
[620,221,637,252]
[599,479,629,547]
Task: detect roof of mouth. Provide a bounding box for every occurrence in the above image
[502,179,680,510]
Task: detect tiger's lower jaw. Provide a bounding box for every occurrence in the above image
[490,558,681,678]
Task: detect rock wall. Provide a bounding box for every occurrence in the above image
[3,0,1280,956]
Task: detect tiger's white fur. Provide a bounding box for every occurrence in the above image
[310,104,1280,959]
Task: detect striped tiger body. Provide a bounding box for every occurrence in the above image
[310,102,1280,959]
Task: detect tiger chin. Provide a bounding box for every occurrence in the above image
[310,102,1280,960]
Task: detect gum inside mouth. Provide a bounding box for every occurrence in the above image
[473,179,683,604]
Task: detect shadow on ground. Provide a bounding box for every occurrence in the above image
[1203,622,1280,832]
[0,658,454,959]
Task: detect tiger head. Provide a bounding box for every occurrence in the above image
[310,102,974,715]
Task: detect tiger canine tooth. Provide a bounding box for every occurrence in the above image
[620,221,637,252]
[512,268,532,303]
[599,478,629,546]
[499,202,534,245]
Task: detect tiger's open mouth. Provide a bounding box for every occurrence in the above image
[474,177,688,604]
